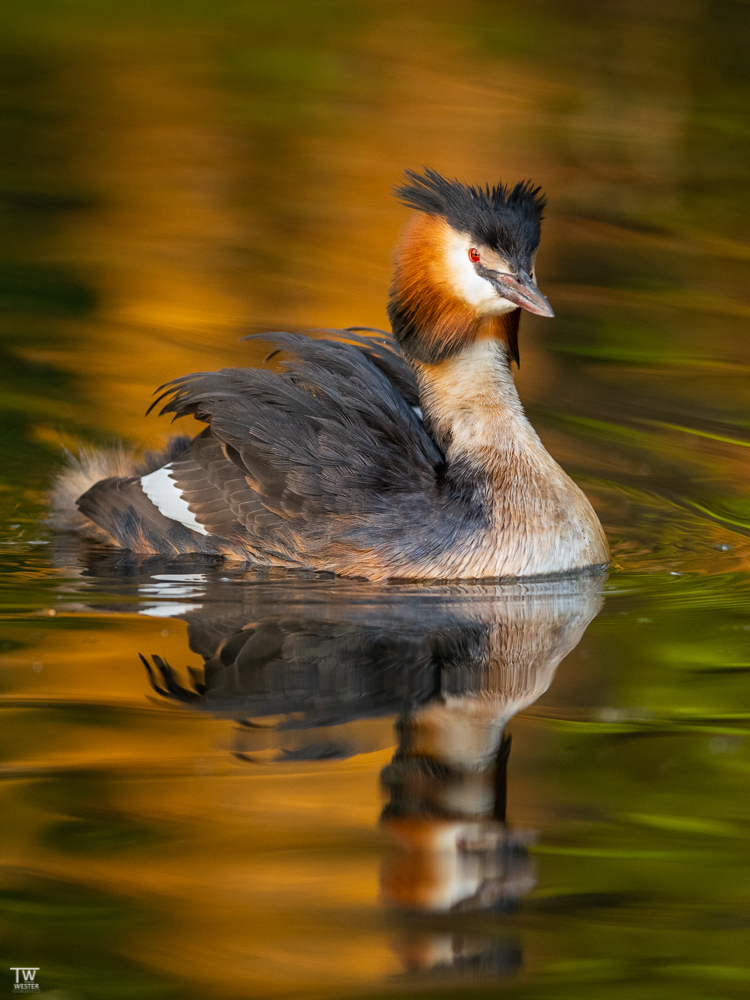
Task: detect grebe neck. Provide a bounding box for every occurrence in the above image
[412,333,542,473]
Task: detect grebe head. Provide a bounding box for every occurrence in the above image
[388,168,552,366]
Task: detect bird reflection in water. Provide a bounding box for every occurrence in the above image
[63,546,601,983]
[376,581,599,977]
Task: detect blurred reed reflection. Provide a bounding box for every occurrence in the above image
[2,2,749,994]
[111,553,602,980]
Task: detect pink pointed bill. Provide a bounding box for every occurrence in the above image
[493,270,554,317]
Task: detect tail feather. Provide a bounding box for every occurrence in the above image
[50,437,192,539]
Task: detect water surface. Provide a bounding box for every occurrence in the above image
[1,1,750,997]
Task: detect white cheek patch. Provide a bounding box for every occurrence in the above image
[443,233,516,316]
[140,463,210,536]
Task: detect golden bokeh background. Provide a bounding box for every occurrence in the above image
[2,2,750,997]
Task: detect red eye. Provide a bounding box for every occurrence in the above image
[468,248,481,263]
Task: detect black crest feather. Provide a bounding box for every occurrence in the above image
[394,167,546,267]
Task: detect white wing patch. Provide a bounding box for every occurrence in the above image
[412,406,423,421]
[140,464,209,536]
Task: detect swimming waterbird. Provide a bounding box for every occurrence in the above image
[53,169,609,580]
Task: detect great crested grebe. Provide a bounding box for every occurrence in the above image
[53,169,609,580]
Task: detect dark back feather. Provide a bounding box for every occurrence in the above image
[149,332,455,572]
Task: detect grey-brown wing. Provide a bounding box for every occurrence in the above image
[155,332,443,563]
[306,327,420,407]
